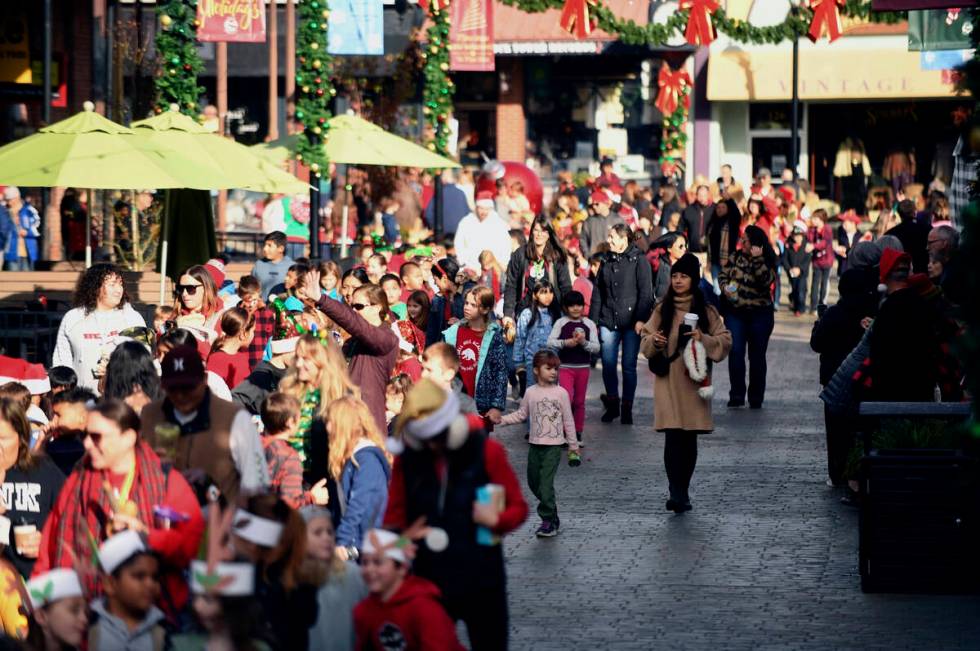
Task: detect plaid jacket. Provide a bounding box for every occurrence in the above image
[950,136,976,229]
[248,306,276,370]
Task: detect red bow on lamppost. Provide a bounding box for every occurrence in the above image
[418,0,450,12]
[680,0,719,47]
[655,66,691,117]
[559,0,597,40]
[807,0,845,43]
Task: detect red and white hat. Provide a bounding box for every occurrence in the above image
[0,356,50,395]
[475,191,495,209]
[203,258,226,287]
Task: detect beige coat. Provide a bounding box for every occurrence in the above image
[640,294,732,433]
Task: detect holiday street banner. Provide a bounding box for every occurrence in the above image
[908,9,974,51]
[197,0,266,43]
[871,1,973,8]
[450,0,494,72]
[328,0,384,55]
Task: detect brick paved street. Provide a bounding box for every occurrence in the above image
[495,312,980,650]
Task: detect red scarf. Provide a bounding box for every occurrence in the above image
[53,440,168,593]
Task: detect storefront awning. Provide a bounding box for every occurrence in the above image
[707,44,961,101]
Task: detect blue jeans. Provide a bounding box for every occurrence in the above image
[711,263,722,296]
[600,326,640,403]
[285,241,307,260]
[725,308,775,406]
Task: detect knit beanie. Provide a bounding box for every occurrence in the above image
[848,241,880,271]
[671,252,701,282]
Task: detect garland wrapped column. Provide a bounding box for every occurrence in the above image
[295,0,335,177]
[421,3,454,155]
[656,66,691,181]
[154,0,205,115]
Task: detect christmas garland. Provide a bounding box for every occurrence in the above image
[154,0,205,115]
[295,0,336,177]
[657,79,690,181]
[420,1,454,156]
[496,0,903,47]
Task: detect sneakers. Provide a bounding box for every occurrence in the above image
[535,520,558,537]
[568,450,582,467]
[727,399,745,408]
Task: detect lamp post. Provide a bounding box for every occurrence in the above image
[790,5,800,180]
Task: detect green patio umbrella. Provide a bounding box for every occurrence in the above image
[0,103,245,269]
[251,114,460,168]
[252,114,460,255]
[132,109,312,297]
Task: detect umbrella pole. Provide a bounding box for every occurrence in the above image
[85,188,92,269]
[159,190,169,306]
[340,167,350,259]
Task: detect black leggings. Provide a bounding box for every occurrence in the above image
[664,430,699,501]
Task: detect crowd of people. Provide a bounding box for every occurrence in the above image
[0,158,967,649]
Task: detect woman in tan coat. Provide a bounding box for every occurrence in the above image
[640,253,731,513]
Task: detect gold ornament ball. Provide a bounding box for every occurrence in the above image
[440,63,449,71]
[311,42,319,50]
[303,86,310,93]
[296,153,304,161]
[313,126,322,134]
[311,163,320,172]
[430,46,439,54]
[313,60,322,69]
[322,9,330,18]
[329,88,337,96]
[160,14,172,27]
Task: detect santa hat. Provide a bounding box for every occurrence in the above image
[590,189,611,205]
[0,356,50,394]
[26,569,84,609]
[682,338,714,401]
[190,560,254,596]
[778,185,796,203]
[840,210,862,224]
[99,530,147,575]
[878,248,911,285]
[475,191,495,209]
[203,258,226,288]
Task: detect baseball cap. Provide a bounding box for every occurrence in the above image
[160,345,206,390]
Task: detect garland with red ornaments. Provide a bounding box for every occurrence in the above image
[294,0,336,177]
[655,66,692,181]
[419,0,455,156]
[154,0,205,115]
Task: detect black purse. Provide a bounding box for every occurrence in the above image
[648,349,679,377]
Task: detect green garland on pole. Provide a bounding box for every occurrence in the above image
[295,0,335,177]
[421,4,454,156]
[154,0,205,115]
[659,88,690,181]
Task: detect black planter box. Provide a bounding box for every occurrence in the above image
[859,448,979,594]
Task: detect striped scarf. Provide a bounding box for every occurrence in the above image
[53,440,168,592]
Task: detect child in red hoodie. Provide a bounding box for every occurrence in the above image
[354,529,464,651]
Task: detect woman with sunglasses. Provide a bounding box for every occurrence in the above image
[52,263,147,393]
[302,272,399,436]
[651,232,689,302]
[34,400,205,618]
[172,265,225,351]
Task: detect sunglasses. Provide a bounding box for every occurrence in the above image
[351,303,371,311]
[82,430,102,445]
[177,284,202,296]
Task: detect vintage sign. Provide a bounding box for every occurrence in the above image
[197,0,266,43]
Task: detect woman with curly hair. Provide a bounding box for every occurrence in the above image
[52,263,145,392]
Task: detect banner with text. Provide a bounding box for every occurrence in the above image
[450,0,494,72]
[328,0,384,55]
[197,0,266,43]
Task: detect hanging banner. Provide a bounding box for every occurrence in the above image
[450,0,495,72]
[197,0,266,43]
[328,0,384,55]
[0,12,31,84]
[908,9,974,51]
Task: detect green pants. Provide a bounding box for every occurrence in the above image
[527,444,562,521]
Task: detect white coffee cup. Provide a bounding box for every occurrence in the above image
[683,313,699,328]
[13,524,36,555]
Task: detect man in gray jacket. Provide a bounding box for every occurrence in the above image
[579,189,624,258]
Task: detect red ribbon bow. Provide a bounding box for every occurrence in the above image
[808,0,845,43]
[655,67,692,117]
[680,0,719,47]
[559,0,597,40]
[418,0,450,13]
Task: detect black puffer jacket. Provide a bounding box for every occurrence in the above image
[503,248,572,319]
[590,244,654,331]
[809,269,873,386]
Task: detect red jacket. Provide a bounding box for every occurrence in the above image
[354,576,465,651]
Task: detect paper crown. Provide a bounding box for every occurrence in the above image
[233,509,284,548]
[99,530,147,575]
[27,569,84,609]
[362,529,408,564]
[190,560,255,596]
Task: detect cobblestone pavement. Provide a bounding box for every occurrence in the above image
[494,312,980,650]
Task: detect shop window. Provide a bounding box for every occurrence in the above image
[749,103,799,132]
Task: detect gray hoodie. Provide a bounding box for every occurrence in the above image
[89,599,167,651]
